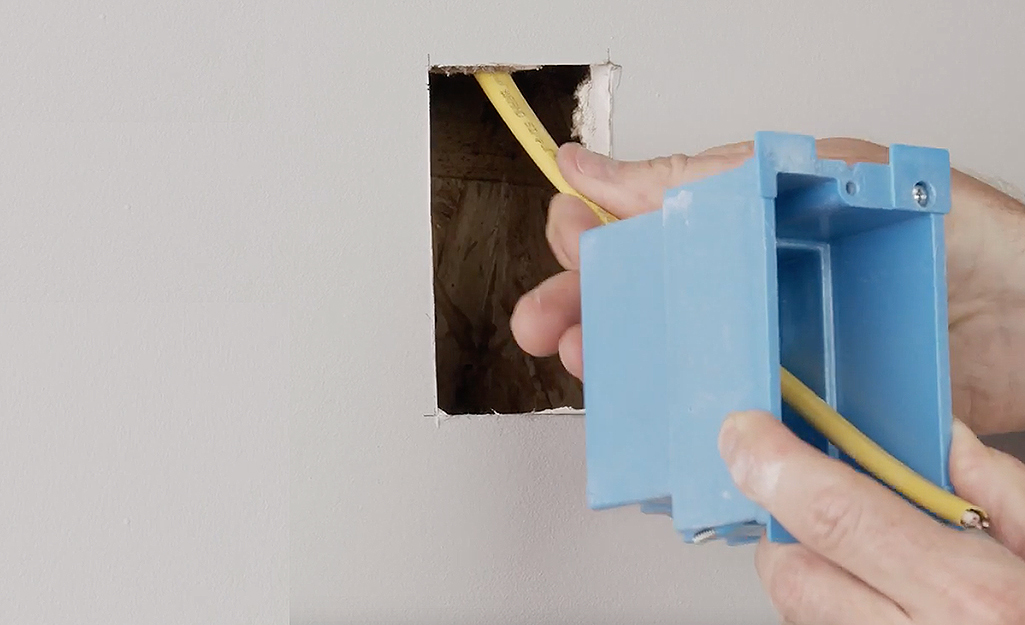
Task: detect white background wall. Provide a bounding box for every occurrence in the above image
[3,1,1024,624]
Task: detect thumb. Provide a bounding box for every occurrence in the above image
[556,142,751,219]
[949,418,1025,558]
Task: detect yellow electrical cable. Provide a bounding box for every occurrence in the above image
[780,368,987,529]
[474,70,989,531]
[474,72,616,225]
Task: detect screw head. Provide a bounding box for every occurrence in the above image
[913,183,929,207]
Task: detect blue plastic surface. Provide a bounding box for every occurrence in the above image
[579,131,953,545]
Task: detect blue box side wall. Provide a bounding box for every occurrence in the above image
[831,214,953,489]
[663,190,777,531]
[581,212,670,508]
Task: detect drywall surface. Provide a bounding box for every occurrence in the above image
[3,0,1024,623]
[0,2,288,624]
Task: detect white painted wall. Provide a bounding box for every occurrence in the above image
[1,2,287,623]
[3,1,1024,623]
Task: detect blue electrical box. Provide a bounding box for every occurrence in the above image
[579,131,954,545]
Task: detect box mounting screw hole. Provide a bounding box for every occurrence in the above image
[845,181,857,195]
[913,182,929,207]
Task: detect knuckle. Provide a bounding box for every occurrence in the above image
[545,197,564,235]
[545,200,559,236]
[665,153,691,183]
[545,195,576,262]
[643,153,690,186]
[546,192,575,222]
[763,548,817,621]
[805,481,863,551]
[957,576,1025,625]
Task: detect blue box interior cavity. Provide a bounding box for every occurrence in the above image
[579,131,954,545]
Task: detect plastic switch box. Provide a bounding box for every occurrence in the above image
[579,131,954,545]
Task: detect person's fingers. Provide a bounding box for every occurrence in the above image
[556,142,676,216]
[755,538,909,625]
[556,142,749,218]
[509,271,580,358]
[717,410,964,613]
[949,418,1025,558]
[551,138,885,228]
[814,137,889,166]
[557,324,583,380]
[694,137,887,166]
[694,137,886,165]
[697,140,754,158]
[546,193,601,271]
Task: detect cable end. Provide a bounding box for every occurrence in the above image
[960,509,990,531]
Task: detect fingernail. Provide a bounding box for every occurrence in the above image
[951,417,984,456]
[532,285,544,309]
[948,417,991,494]
[718,413,741,465]
[718,411,778,501]
[574,146,615,180]
[952,417,980,445]
[952,417,973,437]
[719,413,753,492]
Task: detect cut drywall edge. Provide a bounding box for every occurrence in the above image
[425,61,441,420]
[572,63,620,155]
[428,407,586,425]
[427,62,609,419]
[430,63,543,75]
[429,61,618,155]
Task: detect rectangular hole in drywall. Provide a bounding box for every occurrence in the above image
[429,64,608,415]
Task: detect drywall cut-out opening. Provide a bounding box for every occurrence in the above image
[429,64,610,415]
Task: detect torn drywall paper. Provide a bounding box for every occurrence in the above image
[430,407,586,425]
[430,64,543,75]
[573,63,620,155]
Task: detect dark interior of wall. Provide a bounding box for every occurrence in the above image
[430,66,589,414]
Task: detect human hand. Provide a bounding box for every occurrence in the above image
[719,410,1025,624]
[509,139,1025,434]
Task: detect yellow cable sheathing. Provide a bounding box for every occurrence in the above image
[474,69,988,530]
[474,72,615,224]
[781,368,987,528]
